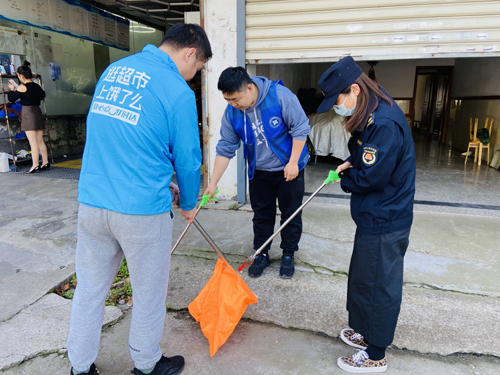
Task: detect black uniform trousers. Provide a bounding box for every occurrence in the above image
[248,169,305,254]
[347,227,411,348]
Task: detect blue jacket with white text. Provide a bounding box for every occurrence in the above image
[78,44,201,215]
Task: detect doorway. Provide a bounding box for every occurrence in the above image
[412,66,454,144]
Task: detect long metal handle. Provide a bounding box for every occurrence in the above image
[192,218,230,264]
[170,190,219,255]
[256,181,327,255]
[238,182,328,271]
[170,205,202,255]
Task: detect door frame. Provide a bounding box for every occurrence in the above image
[411,66,454,144]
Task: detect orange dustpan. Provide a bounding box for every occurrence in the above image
[173,215,258,356]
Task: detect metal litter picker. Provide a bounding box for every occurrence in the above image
[171,192,258,356]
[171,190,218,255]
[238,170,340,272]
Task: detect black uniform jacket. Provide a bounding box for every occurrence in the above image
[340,96,416,235]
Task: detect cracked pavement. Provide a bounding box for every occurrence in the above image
[0,172,499,373]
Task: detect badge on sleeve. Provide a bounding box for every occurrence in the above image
[362,144,378,167]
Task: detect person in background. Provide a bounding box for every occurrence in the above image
[7,61,48,173]
[316,57,416,374]
[204,67,310,279]
[66,23,212,375]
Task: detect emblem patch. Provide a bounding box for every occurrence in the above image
[269,116,282,129]
[362,145,378,166]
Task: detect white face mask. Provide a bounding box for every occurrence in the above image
[333,92,357,116]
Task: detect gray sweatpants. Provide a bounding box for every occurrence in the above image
[67,204,174,372]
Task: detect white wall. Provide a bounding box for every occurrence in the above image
[312,59,455,99]
[358,59,455,98]
[256,63,312,95]
[452,57,500,97]
[257,58,458,103]
[203,0,240,200]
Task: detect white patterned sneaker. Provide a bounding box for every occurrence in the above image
[337,350,388,373]
[340,328,369,349]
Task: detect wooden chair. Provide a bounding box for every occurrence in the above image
[465,118,480,164]
[477,118,494,166]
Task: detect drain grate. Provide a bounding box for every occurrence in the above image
[11,166,80,180]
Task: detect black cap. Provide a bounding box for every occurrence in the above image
[317,56,363,113]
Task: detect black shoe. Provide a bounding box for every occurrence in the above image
[248,254,271,278]
[28,165,40,174]
[70,363,99,374]
[134,355,185,375]
[40,162,51,170]
[280,254,295,279]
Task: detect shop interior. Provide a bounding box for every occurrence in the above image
[2,12,499,213]
[253,58,500,214]
[0,18,163,170]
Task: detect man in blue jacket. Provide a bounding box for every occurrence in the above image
[204,67,310,279]
[66,24,212,375]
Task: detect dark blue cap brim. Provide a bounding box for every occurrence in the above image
[317,91,340,113]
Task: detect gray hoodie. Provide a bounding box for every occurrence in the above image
[216,76,310,172]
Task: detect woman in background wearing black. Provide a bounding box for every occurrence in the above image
[7,61,48,173]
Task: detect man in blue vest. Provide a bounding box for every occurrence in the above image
[204,67,310,279]
[66,24,212,375]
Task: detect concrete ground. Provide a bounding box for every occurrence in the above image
[2,311,500,375]
[1,155,499,374]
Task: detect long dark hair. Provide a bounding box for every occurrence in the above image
[342,73,392,133]
[17,60,32,79]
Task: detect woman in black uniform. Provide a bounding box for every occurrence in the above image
[7,61,48,173]
[316,57,416,374]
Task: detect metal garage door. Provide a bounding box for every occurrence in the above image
[246,0,500,63]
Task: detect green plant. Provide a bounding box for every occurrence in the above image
[118,259,129,276]
[124,283,132,296]
[63,290,74,299]
[56,260,132,307]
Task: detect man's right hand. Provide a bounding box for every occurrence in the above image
[203,183,218,200]
[179,207,197,223]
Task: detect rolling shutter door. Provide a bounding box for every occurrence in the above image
[246,0,500,63]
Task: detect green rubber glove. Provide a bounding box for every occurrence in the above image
[324,171,341,185]
[200,189,219,208]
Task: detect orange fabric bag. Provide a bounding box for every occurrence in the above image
[188,258,259,356]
